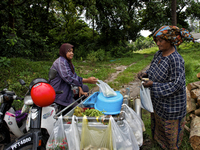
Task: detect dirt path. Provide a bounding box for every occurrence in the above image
[91,63,150,100]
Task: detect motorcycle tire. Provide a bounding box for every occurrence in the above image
[0,124,10,144]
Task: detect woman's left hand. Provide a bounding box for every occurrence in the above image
[142,80,153,88]
[78,87,88,97]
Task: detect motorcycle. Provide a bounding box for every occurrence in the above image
[3,69,84,150]
[0,85,27,148]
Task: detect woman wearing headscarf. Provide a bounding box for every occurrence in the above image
[50,43,98,112]
[138,26,194,150]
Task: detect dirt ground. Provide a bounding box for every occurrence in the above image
[92,64,150,99]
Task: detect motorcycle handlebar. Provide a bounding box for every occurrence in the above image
[16,96,24,101]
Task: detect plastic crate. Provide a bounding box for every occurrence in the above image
[83,92,99,108]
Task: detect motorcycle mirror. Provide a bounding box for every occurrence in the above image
[48,69,57,80]
[19,79,26,85]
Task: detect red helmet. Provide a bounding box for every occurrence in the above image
[30,82,56,107]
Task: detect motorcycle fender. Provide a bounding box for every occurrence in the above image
[4,110,24,137]
[4,132,33,150]
[41,106,56,135]
[26,107,31,132]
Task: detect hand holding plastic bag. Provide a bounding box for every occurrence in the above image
[140,83,154,113]
[96,80,117,97]
[46,115,68,150]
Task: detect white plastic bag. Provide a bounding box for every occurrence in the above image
[64,115,80,150]
[96,80,117,97]
[110,116,139,150]
[123,104,145,146]
[46,115,68,150]
[140,83,154,113]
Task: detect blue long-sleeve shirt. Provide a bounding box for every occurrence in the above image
[146,50,186,120]
[50,56,83,106]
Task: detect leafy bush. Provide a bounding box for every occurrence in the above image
[0,57,11,67]
[86,49,110,62]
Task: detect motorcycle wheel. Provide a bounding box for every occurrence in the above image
[0,124,10,144]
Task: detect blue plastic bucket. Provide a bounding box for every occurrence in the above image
[95,91,123,115]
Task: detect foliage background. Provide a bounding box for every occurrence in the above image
[0,0,200,61]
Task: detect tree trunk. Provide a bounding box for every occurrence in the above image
[191,89,200,99]
[189,116,200,150]
[197,96,200,107]
[171,0,177,26]
[186,87,196,113]
[8,0,14,30]
[187,81,200,91]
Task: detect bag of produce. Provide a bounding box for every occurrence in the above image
[110,116,139,150]
[140,83,154,113]
[80,115,113,150]
[64,115,81,150]
[123,104,145,146]
[46,115,68,150]
[96,80,117,97]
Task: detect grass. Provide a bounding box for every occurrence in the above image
[0,41,200,149]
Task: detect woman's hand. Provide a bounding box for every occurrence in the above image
[137,72,148,80]
[78,87,88,97]
[88,77,98,84]
[142,80,153,88]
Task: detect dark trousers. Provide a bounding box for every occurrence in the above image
[52,84,89,114]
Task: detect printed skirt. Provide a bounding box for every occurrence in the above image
[151,113,186,150]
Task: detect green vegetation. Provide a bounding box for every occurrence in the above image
[0,41,200,149]
[1,1,200,61]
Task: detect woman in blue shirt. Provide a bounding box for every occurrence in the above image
[138,26,194,150]
[50,43,98,112]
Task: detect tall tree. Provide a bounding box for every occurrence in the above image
[140,0,191,34]
[171,0,177,26]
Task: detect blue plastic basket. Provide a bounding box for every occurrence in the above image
[83,92,99,108]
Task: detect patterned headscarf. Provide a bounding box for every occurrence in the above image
[59,43,75,74]
[153,26,195,46]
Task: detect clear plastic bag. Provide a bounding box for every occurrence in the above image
[110,116,139,150]
[64,115,80,150]
[123,104,145,146]
[140,83,154,113]
[46,115,68,150]
[96,80,117,97]
[80,116,113,150]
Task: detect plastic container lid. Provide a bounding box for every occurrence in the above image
[95,91,123,115]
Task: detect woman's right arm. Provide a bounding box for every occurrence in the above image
[82,77,98,84]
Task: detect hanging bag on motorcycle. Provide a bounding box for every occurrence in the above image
[46,115,68,150]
